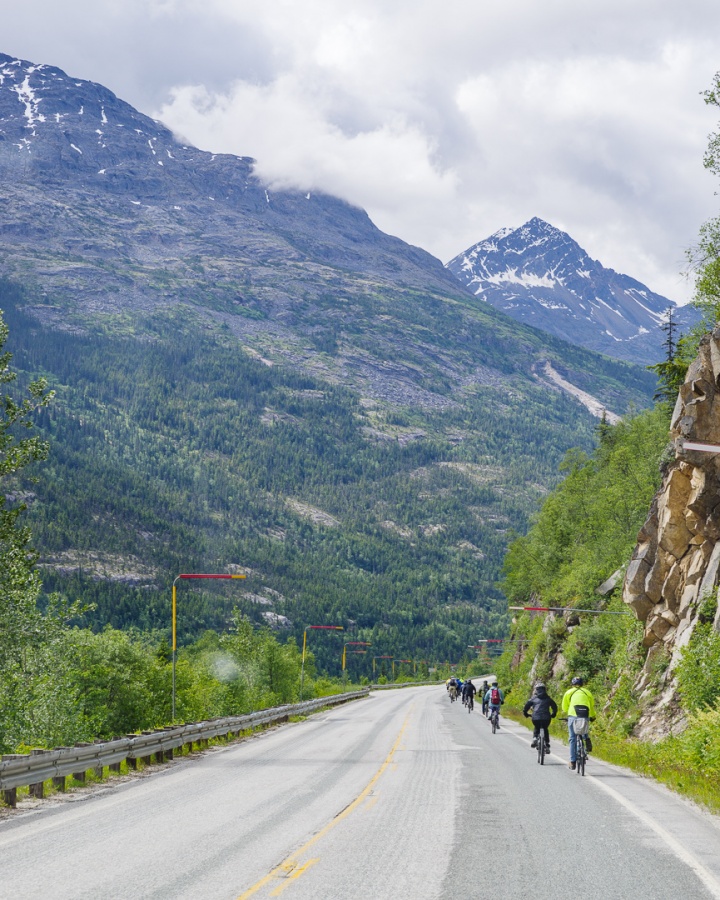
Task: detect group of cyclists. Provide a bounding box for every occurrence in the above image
[445,673,596,768]
[445,677,504,720]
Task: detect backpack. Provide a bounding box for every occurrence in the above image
[490,687,501,705]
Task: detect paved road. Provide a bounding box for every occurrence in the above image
[1,686,720,899]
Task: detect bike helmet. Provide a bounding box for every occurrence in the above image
[492,680,498,686]
[535,682,545,691]
[571,676,584,686]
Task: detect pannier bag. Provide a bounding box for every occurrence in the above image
[573,717,590,735]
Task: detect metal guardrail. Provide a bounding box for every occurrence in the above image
[0,690,368,806]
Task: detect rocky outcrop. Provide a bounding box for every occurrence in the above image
[623,327,720,736]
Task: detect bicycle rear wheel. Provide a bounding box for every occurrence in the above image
[576,736,585,776]
[492,712,497,734]
[538,734,545,765]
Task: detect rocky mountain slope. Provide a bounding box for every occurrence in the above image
[0,52,658,665]
[447,218,699,365]
[623,328,720,736]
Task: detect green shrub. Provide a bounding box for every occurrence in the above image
[676,623,720,710]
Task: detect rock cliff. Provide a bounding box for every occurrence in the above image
[623,327,720,736]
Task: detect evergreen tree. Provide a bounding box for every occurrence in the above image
[0,309,56,749]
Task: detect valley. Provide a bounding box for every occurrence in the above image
[0,52,657,676]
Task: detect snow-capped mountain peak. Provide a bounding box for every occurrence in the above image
[446,218,694,364]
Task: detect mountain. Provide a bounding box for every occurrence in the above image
[0,53,658,671]
[0,53,464,330]
[446,217,700,365]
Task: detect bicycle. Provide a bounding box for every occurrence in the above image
[467,695,474,713]
[561,718,589,775]
[574,722,589,776]
[490,706,499,733]
[536,730,548,765]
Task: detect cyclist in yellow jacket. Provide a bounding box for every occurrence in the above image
[561,677,596,770]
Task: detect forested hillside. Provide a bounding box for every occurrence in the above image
[3,276,655,675]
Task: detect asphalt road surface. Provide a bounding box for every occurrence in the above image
[1,686,720,899]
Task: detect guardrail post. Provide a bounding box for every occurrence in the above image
[91,740,104,780]
[29,750,45,798]
[73,743,92,783]
[126,737,138,769]
[162,728,175,760]
[2,755,22,808]
[52,775,66,793]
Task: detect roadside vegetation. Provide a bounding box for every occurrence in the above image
[495,406,720,813]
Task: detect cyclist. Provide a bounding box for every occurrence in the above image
[456,678,464,702]
[561,676,596,770]
[447,677,458,702]
[484,680,504,722]
[462,679,476,710]
[523,682,558,753]
[480,680,490,716]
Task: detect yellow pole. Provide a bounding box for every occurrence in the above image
[172,584,177,653]
[342,644,347,671]
[300,628,308,700]
[172,581,177,720]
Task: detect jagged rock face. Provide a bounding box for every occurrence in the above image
[623,327,720,735]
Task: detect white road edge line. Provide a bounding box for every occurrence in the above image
[501,718,720,899]
[587,773,720,900]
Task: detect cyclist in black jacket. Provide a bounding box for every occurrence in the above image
[461,679,476,709]
[523,682,558,753]
[480,680,490,716]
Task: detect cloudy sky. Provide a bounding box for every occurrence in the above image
[5,1,720,302]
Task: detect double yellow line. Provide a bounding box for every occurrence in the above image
[237,710,412,899]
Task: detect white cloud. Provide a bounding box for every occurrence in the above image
[4,0,720,301]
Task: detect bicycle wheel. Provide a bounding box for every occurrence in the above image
[576,736,585,776]
[539,733,545,765]
[492,712,497,734]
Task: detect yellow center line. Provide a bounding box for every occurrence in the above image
[236,708,413,900]
[270,859,320,897]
